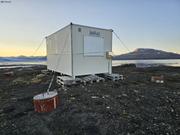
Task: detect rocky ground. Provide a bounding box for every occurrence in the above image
[0,65,180,135]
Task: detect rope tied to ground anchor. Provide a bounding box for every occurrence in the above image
[113,31,130,53]
[47,72,55,93]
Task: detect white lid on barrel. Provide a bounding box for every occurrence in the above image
[33,91,58,100]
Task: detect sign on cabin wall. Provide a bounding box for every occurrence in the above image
[89,31,100,36]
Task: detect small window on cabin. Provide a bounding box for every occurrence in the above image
[78,28,81,32]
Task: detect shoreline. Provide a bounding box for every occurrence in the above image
[0,62,180,70]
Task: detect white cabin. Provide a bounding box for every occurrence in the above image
[46,23,113,78]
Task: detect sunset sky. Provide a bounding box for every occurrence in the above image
[0,0,180,56]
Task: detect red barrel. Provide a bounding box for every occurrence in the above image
[33,91,59,113]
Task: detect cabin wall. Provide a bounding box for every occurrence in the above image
[46,25,72,76]
[72,24,112,77]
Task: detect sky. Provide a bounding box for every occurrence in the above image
[0,0,180,56]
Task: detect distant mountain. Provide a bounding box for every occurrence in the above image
[113,48,180,60]
[0,56,46,62]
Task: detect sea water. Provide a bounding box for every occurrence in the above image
[0,59,180,69]
[112,59,180,67]
[0,61,46,69]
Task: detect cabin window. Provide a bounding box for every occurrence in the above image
[84,36,104,56]
[78,28,81,32]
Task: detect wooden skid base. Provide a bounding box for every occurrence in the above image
[103,73,123,81]
[81,75,105,85]
[56,73,123,86]
[56,75,105,86]
[56,76,81,86]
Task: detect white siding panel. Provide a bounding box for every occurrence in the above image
[46,25,72,76]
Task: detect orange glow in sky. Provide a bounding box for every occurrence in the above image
[0,40,46,56]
